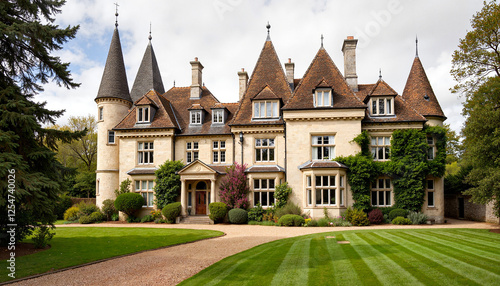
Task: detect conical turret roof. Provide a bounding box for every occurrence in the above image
[402,57,445,119]
[95,28,131,102]
[130,40,165,103]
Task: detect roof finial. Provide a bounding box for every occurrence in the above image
[114,2,119,28]
[266,21,271,41]
[415,35,419,57]
[379,68,382,80]
[148,22,152,41]
[173,80,175,87]
[321,34,324,48]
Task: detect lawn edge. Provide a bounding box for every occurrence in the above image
[0,230,225,285]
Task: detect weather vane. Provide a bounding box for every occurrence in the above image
[321,34,324,47]
[114,3,119,27]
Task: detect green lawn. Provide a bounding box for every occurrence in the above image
[1,227,223,282]
[180,229,500,286]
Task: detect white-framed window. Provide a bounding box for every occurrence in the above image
[99,107,103,121]
[212,140,226,163]
[108,131,115,144]
[138,107,150,123]
[186,142,199,163]
[427,179,435,207]
[138,142,154,164]
[190,110,202,125]
[212,109,224,124]
[253,178,275,207]
[315,175,337,206]
[253,100,279,119]
[255,138,275,162]
[427,136,435,160]
[339,175,345,206]
[306,176,312,206]
[314,89,332,107]
[312,135,335,160]
[370,97,394,116]
[371,136,391,161]
[371,177,392,207]
[135,180,154,207]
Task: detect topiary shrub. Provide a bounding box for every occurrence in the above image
[54,195,73,219]
[64,206,79,221]
[162,202,182,223]
[247,204,264,222]
[102,199,117,221]
[278,214,305,226]
[140,215,154,223]
[115,192,144,218]
[407,211,428,225]
[274,202,302,218]
[368,208,384,224]
[392,216,413,225]
[79,215,93,224]
[389,209,408,221]
[228,208,248,224]
[77,202,100,218]
[89,211,106,222]
[209,202,228,223]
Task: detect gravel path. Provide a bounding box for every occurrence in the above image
[12,219,499,286]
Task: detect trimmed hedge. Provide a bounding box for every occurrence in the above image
[162,202,182,223]
[278,214,305,226]
[228,208,248,224]
[389,208,408,220]
[392,216,413,225]
[209,202,228,223]
[115,193,144,217]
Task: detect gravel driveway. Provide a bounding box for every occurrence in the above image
[11,219,499,286]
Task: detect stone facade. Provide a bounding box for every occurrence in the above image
[95,25,449,222]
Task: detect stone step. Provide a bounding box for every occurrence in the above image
[180,216,213,225]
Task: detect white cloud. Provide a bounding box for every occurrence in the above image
[40,0,484,135]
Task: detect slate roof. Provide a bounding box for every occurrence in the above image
[402,57,446,119]
[130,40,165,104]
[298,161,348,170]
[284,47,365,110]
[127,168,158,175]
[114,90,179,130]
[95,28,131,102]
[231,38,292,126]
[163,86,238,135]
[245,165,285,173]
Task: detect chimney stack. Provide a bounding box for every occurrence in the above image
[190,57,204,99]
[285,58,295,90]
[238,68,248,102]
[342,36,358,92]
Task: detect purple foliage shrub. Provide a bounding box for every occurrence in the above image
[368,208,384,224]
[219,163,250,209]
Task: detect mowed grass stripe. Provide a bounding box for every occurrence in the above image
[389,231,499,285]
[431,230,500,252]
[404,231,500,273]
[450,229,500,247]
[307,236,336,285]
[270,237,311,286]
[331,234,381,286]
[369,232,469,285]
[419,231,500,261]
[344,232,422,286]
[324,237,363,286]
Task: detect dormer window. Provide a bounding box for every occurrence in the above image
[253,100,279,119]
[212,109,224,124]
[190,110,202,125]
[370,97,394,116]
[137,106,150,123]
[314,89,332,107]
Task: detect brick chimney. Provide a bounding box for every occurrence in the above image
[342,36,358,92]
[285,58,295,89]
[238,68,248,102]
[190,57,203,99]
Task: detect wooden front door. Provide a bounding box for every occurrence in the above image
[196,191,207,215]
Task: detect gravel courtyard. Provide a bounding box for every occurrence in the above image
[11,219,499,286]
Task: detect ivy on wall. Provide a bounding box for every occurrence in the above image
[336,126,446,212]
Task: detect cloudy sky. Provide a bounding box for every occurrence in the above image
[38,0,484,134]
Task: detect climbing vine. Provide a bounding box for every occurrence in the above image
[336,126,446,212]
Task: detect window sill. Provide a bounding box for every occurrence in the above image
[306,206,346,209]
[106,143,117,146]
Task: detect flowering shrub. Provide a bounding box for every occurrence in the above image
[150,210,163,220]
[219,163,250,209]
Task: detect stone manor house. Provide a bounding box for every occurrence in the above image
[95,24,446,222]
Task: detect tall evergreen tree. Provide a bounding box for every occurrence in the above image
[0,0,82,244]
